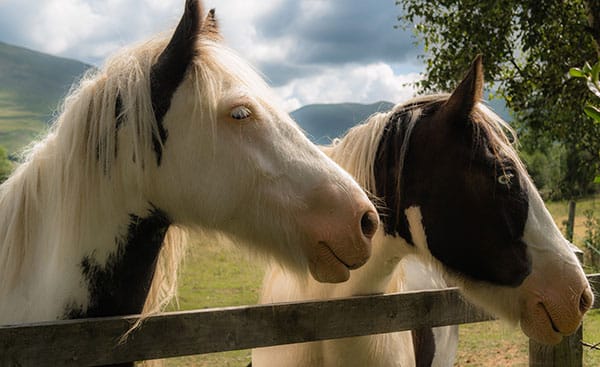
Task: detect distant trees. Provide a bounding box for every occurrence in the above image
[0,146,13,183]
[397,0,600,199]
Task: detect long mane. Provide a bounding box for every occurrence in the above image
[0,33,256,319]
[1,36,164,291]
[326,94,525,197]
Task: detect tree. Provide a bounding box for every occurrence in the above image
[0,146,13,183]
[397,0,600,199]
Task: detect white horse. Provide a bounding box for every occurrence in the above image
[0,0,379,351]
[253,56,593,367]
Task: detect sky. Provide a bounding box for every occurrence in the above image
[0,0,425,111]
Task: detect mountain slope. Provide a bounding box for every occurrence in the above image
[0,41,92,152]
[291,101,395,144]
[292,98,511,144]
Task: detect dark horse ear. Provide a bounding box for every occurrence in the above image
[149,0,203,164]
[441,55,484,122]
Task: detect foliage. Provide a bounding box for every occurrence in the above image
[583,209,600,272]
[397,0,600,199]
[0,146,13,183]
[570,60,600,123]
[520,146,564,199]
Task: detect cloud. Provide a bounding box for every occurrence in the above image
[255,0,418,66]
[214,0,423,90]
[0,0,184,65]
[0,0,425,109]
[274,62,421,111]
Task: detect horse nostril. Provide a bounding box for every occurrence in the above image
[580,287,594,313]
[360,211,378,240]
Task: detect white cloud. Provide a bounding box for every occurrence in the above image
[1,0,184,64]
[0,0,425,109]
[275,63,421,111]
[30,0,102,55]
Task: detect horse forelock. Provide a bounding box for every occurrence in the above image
[470,103,526,178]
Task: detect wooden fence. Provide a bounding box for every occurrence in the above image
[1,273,598,366]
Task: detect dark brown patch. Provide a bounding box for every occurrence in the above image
[412,328,436,367]
[68,206,170,320]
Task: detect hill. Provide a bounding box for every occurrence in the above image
[292,98,511,144]
[291,101,395,144]
[0,41,92,153]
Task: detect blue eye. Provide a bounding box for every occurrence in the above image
[497,172,514,185]
[230,105,252,120]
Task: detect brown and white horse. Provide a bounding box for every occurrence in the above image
[0,0,379,359]
[253,57,593,367]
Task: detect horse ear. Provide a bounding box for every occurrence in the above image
[149,0,203,164]
[441,55,484,122]
[202,8,222,41]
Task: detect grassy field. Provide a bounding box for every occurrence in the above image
[0,91,49,153]
[156,197,600,367]
[163,244,263,367]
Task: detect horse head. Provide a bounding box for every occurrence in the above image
[375,56,592,344]
[136,0,378,283]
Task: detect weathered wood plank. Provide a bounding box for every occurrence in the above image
[1,273,597,366]
[0,287,491,366]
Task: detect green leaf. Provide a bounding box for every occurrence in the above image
[569,67,585,78]
[595,176,600,184]
[592,62,600,85]
[584,104,600,122]
[584,62,593,74]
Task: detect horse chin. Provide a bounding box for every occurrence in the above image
[519,301,564,345]
[306,242,352,283]
[516,268,592,345]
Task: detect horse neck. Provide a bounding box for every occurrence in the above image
[329,231,413,297]
[0,144,169,322]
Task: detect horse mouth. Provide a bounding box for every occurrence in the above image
[540,303,562,334]
[307,241,359,283]
[321,241,361,270]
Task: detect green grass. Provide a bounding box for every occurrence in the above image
[0,41,92,155]
[157,195,600,367]
[162,244,263,367]
[0,91,48,153]
[583,309,600,366]
[546,195,600,246]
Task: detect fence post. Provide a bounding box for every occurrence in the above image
[566,200,577,242]
[529,246,584,367]
[529,328,582,367]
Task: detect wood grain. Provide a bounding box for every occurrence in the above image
[1,274,597,366]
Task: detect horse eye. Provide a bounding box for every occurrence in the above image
[230,105,252,120]
[498,172,514,185]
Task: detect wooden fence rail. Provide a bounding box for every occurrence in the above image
[1,273,599,366]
